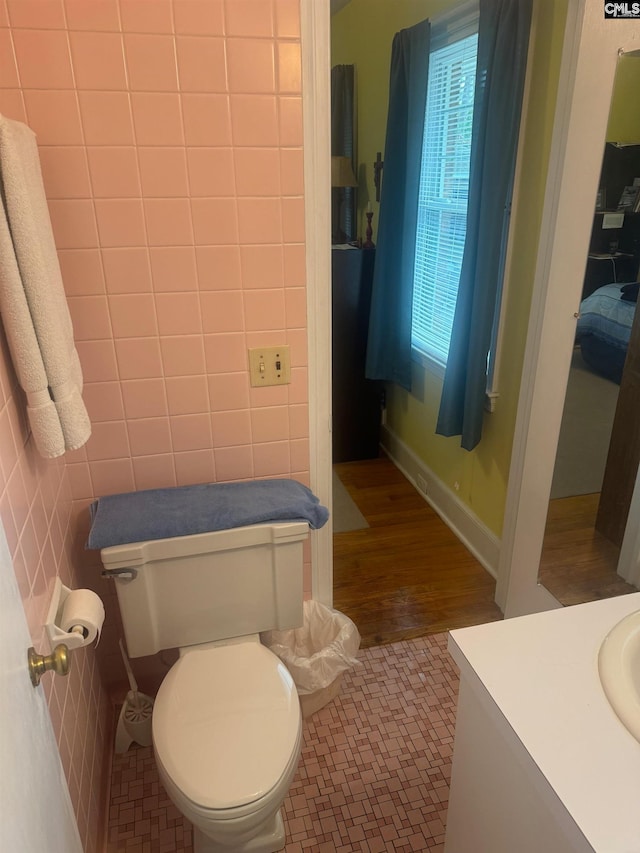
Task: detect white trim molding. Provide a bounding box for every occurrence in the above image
[301,0,333,605]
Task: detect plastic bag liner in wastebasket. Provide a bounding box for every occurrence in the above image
[262,600,361,718]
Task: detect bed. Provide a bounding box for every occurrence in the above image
[576,282,637,384]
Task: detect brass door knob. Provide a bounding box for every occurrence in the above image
[28,644,71,687]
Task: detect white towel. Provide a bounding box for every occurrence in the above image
[0,115,91,457]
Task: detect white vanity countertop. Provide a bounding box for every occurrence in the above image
[449,592,640,853]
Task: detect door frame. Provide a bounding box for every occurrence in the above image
[301,0,333,605]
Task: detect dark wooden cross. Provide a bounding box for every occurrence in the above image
[374,152,384,202]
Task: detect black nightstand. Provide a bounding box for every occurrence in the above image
[583,252,637,299]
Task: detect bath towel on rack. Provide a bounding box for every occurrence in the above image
[86,478,330,549]
[0,114,90,457]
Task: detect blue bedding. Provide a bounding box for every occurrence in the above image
[576,283,636,383]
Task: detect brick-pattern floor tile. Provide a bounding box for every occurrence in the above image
[106,633,458,852]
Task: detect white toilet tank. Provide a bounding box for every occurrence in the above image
[101,521,308,658]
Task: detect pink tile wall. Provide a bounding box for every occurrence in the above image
[0,0,309,846]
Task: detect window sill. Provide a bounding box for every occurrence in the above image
[411,346,446,380]
[412,347,499,413]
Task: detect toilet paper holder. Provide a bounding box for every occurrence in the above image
[45,578,93,651]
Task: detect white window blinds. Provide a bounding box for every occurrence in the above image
[411,18,478,366]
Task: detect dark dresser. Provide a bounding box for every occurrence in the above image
[331,248,381,463]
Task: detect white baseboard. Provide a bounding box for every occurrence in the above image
[380,424,500,580]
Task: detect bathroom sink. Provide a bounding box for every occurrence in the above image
[598,608,640,743]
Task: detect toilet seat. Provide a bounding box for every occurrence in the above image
[152,640,301,812]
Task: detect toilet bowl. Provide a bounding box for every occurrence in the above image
[152,637,302,853]
[99,520,312,852]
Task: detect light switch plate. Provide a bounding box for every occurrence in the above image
[248,345,291,386]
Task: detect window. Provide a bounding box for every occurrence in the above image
[411,12,478,366]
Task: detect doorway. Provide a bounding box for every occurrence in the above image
[538,134,640,606]
[495,6,640,618]
[326,3,507,641]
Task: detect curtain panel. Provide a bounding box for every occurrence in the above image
[365,20,431,389]
[436,0,533,450]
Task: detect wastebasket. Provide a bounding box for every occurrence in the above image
[262,600,361,718]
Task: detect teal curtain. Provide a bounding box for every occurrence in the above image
[365,19,431,390]
[436,0,533,450]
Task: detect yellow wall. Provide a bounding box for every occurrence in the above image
[331,0,568,537]
[607,54,640,143]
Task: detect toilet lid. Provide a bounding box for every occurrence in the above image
[152,642,300,811]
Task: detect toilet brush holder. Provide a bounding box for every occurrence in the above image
[115,690,154,753]
[115,638,155,753]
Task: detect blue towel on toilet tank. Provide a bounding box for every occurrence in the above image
[86,478,329,550]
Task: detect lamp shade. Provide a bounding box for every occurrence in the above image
[331,156,358,188]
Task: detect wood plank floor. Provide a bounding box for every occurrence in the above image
[332,457,503,648]
[539,492,637,606]
[333,458,638,648]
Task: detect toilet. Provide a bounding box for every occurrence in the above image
[100,520,310,853]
